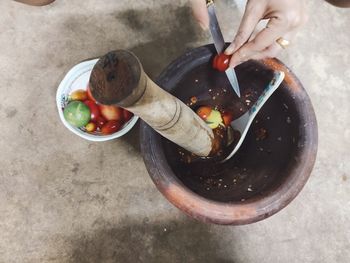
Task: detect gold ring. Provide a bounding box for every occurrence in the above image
[276,37,290,49]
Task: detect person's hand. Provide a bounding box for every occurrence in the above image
[190,0,307,67]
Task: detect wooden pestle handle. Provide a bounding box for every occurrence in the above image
[89,50,214,157]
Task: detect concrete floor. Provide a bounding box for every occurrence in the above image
[0,0,349,262]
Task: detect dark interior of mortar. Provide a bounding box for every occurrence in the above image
[162,60,301,203]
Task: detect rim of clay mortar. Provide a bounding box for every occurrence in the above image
[140,44,318,225]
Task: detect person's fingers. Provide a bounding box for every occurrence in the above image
[249,42,283,60]
[190,0,209,30]
[229,17,287,67]
[233,28,297,64]
[225,3,265,55]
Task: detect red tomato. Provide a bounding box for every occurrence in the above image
[99,105,123,121]
[95,116,107,129]
[85,122,97,133]
[123,109,134,122]
[84,100,100,122]
[196,106,212,120]
[86,85,97,103]
[222,112,234,126]
[212,53,231,72]
[101,120,122,135]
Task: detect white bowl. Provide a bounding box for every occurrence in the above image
[56,58,139,142]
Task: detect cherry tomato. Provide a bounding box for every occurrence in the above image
[85,122,97,133]
[212,53,231,72]
[86,85,97,103]
[123,109,134,122]
[69,89,88,101]
[84,100,100,122]
[101,120,122,135]
[222,112,234,126]
[95,116,107,129]
[99,105,123,121]
[196,106,212,120]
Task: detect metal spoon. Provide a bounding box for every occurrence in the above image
[222,70,285,162]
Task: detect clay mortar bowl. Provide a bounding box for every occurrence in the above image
[140,44,318,225]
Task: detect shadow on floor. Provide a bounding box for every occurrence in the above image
[58,3,208,76]
[119,121,141,154]
[70,219,235,263]
[117,5,208,78]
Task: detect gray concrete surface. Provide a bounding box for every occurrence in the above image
[0,0,349,262]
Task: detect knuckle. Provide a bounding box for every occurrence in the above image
[234,48,249,62]
[284,11,305,28]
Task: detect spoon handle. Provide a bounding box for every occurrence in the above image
[249,71,285,117]
[222,70,285,162]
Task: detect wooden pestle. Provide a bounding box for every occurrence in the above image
[89,50,215,157]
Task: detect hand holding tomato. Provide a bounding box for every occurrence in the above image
[191,0,307,67]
